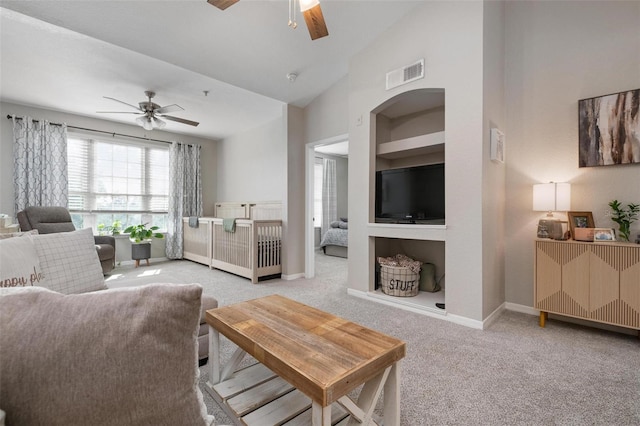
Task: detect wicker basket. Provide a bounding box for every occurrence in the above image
[379,264,420,297]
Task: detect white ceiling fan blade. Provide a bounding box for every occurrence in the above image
[161,115,200,127]
[155,104,183,115]
[103,96,143,112]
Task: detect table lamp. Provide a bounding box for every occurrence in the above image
[533,182,571,239]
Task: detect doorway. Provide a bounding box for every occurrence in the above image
[304,134,348,278]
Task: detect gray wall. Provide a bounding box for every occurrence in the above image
[348,1,487,321]
[303,0,640,323]
[285,105,306,278]
[304,76,349,144]
[504,1,640,307]
[215,116,286,202]
[481,1,507,318]
[0,101,218,217]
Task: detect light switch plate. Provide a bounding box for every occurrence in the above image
[490,128,505,163]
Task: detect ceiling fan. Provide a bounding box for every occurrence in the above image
[98,91,199,131]
[207,0,328,41]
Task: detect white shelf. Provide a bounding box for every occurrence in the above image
[377,131,445,160]
[368,223,446,241]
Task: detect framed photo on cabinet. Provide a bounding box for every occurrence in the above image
[567,211,595,240]
[593,228,616,242]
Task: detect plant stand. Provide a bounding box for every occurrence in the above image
[131,242,151,268]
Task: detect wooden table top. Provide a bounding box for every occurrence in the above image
[206,294,406,406]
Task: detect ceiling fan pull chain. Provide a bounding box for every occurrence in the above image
[288,0,298,29]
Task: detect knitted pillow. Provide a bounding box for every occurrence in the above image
[0,284,214,426]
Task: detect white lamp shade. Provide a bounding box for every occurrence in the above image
[533,182,571,212]
[554,182,571,211]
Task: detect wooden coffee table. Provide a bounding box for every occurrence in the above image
[205,294,406,426]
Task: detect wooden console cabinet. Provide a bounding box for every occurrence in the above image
[535,240,640,331]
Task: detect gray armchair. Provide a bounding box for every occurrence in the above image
[17,206,116,274]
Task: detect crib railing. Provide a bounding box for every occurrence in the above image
[211,219,282,283]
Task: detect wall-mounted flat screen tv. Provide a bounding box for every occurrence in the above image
[375,163,445,224]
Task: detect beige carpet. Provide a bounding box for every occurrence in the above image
[108,252,640,425]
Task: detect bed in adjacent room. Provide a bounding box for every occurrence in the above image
[320,220,348,258]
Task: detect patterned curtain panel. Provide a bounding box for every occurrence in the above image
[166,142,202,259]
[321,158,337,239]
[12,116,68,213]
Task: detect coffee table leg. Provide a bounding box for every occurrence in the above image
[311,401,331,426]
[383,361,401,426]
[208,325,220,385]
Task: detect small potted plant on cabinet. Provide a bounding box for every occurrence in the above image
[124,223,164,267]
[608,200,639,242]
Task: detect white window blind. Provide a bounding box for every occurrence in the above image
[67,135,169,231]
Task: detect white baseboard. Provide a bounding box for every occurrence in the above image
[345,291,544,331]
[446,313,484,330]
[347,288,485,329]
[481,302,507,329]
[505,302,539,316]
[282,272,305,281]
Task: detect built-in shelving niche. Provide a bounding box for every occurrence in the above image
[373,237,446,314]
[368,88,447,314]
[374,88,445,171]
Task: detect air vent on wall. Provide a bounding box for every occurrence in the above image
[385,59,425,91]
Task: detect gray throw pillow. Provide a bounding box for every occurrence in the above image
[0,284,214,426]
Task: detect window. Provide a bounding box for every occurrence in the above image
[314,159,323,227]
[67,135,169,232]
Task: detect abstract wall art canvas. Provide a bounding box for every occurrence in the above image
[578,89,639,167]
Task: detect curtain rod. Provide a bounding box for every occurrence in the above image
[6,115,173,145]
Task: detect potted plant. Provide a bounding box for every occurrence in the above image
[97,220,123,236]
[608,200,639,242]
[124,223,164,267]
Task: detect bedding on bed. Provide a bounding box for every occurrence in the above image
[320,225,348,248]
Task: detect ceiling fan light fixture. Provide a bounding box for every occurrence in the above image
[153,117,166,129]
[104,91,199,129]
[136,115,153,131]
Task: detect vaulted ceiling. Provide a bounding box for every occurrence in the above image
[0,1,422,140]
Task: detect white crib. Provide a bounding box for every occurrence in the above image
[182,202,283,283]
[210,218,282,283]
